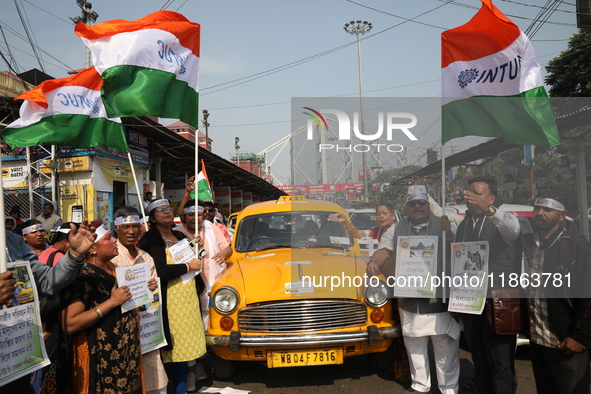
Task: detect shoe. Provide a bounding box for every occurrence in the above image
[195,363,208,381]
[403,389,431,394]
[186,372,196,392]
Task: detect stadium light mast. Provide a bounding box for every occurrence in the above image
[344,20,372,203]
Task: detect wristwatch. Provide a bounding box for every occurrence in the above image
[486,205,497,217]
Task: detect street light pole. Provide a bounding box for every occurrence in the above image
[344,20,372,203]
[70,1,99,68]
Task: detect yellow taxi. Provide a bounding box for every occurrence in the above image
[206,196,400,378]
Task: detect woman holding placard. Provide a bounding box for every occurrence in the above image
[60,225,144,393]
[139,199,205,394]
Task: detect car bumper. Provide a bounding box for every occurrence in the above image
[206,325,400,349]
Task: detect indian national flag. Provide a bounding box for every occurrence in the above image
[441,0,560,147]
[3,68,128,151]
[75,11,200,128]
[192,160,213,201]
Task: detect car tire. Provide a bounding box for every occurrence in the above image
[366,343,393,371]
[213,353,235,379]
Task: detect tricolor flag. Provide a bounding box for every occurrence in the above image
[441,0,560,147]
[2,68,128,151]
[75,11,200,128]
[192,160,213,201]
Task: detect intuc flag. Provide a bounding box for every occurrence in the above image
[2,67,128,151]
[75,11,200,128]
[441,0,560,147]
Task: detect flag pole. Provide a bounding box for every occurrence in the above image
[441,142,446,303]
[0,148,6,273]
[194,128,199,238]
[127,152,148,231]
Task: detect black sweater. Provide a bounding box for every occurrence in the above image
[523,227,591,348]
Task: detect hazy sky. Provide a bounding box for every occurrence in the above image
[0,0,579,184]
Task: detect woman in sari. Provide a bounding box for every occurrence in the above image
[61,225,145,394]
[138,199,205,394]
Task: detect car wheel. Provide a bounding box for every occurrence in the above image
[366,343,393,371]
[213,353,235,379]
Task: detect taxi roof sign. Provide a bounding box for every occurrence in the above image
[277,196,308,203]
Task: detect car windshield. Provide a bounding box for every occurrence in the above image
[350,212,377,230]
[235,211,354,252]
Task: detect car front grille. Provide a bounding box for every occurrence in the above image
[238,299,367,333]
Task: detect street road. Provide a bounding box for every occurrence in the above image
[195,346,538,393]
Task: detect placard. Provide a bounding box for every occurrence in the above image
[168,239,199,283]
[115,262,154,313]
[0,261,50,387]
[393,236,438,298]
[448,241,489,315]
[139,278,167,354]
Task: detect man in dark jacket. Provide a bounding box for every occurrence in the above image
[455,176,521,394]
[523,196,591,394]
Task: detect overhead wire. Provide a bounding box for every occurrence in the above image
[22,0,72,24]
[13,0,44,72]
[439,0,575,27]
[200,2,450,95]
[0,21,75,72]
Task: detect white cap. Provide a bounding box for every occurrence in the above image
[534,197,565,212]
[147,199,170,213]
[22,223,45,235]
[94,224,110,243]
[114,215,141,225]
[184,205,196,214]
[405,185,428,203]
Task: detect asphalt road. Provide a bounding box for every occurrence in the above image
[192,346,538,393]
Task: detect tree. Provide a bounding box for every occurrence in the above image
[545,29,591,97]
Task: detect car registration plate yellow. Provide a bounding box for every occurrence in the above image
[267,348,343,368]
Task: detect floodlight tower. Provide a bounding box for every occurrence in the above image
[344,20,372,203]
[70,1,99,67]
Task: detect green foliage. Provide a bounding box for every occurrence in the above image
[545,29,591,97]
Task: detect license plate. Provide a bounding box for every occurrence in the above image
[267,348,343,368]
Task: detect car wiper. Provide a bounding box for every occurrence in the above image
[254,244,293,252]
[305,244,350,250]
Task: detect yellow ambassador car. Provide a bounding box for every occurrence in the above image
[206,196,400,378]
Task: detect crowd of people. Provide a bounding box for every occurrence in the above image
[1,173,591,394]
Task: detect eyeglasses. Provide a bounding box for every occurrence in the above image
[155,207,174,213]
[407,200,427,208]
[205,208,216,213]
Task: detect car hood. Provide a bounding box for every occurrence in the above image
[237,248,366,305]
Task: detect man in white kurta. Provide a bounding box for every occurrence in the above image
[371,186,460,394]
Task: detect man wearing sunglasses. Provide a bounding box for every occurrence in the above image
[201,201,231,243]
[454,176,521,394]
[370,185,458,394]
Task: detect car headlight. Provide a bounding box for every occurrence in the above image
[365,280,388,307]
[213,287,239,314]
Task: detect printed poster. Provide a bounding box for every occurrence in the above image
[448,241,489,315]
[115,262,154,313]
[139,279,167,354]
[169,239,200,283]
[0,261,49,387]
[394,236,438,298]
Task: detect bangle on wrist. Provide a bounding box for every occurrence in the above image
[68,249,85,263]
[93,307,103,319]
